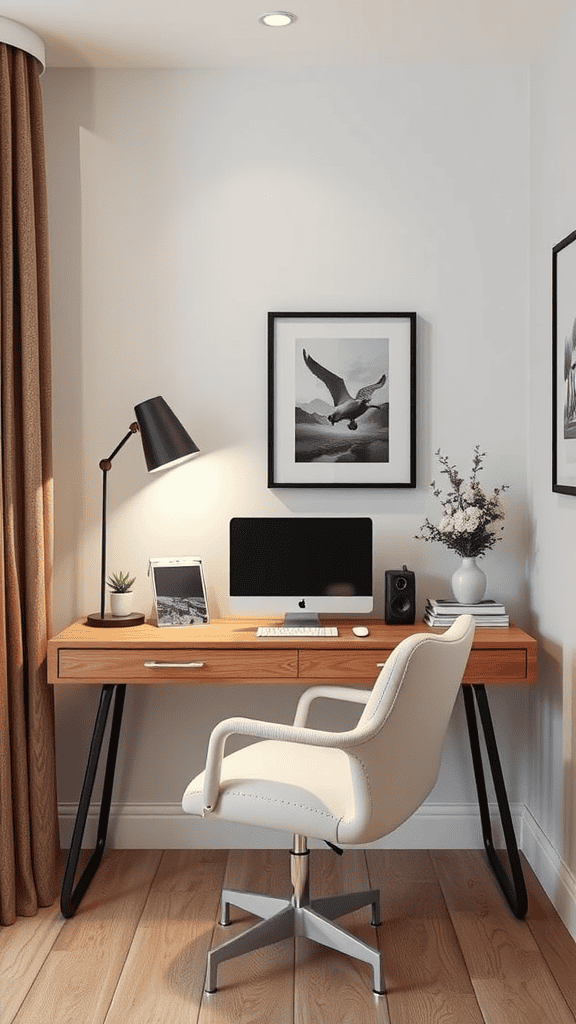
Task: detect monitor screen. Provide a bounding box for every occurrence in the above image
[229,517,373,622]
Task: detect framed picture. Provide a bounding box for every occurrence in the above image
[148,557,209,626]
[553,230,576,494]
[267,312,416,488]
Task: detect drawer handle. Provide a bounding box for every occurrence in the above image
[376,663,387,668]
[143,661,205,669]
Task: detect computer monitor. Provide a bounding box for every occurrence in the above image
[229,517,373,624]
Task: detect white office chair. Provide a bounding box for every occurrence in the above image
[182,615,475,994]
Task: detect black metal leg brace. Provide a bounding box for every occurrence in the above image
[60,684,127,918]
[462,684,528,919]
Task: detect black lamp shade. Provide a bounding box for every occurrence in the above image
[134,396,199,472]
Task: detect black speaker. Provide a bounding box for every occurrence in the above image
[384,565,416,625]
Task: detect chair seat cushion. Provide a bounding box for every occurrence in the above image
[182,739,355,843]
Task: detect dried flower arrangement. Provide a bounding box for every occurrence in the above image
[416,446,508,558]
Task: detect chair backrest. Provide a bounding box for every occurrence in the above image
[338,614,475,845]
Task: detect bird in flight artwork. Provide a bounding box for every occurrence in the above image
[302,349,387,430]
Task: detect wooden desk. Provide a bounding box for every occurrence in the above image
[48,616,536,686]
[48,618,537,919]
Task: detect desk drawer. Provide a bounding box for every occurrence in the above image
[463,648,527,682]
[299,648,528,683]
[299,651,391,679]
[58,648,298,681]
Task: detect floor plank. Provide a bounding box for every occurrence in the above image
[12,850,162,1024]
[104,850,228,1024]
[432,850,576,1024]
[367,850,483,1024]
[0,851,71,1024]
[295,849,390,1024]
[198,848,294,1024]
[522,854,576,1016]
[1,902,65,1024]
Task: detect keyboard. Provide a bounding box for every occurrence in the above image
[256,626,339,638]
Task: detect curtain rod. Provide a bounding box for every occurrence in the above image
[0,16,45,74]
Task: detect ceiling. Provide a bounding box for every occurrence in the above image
[1,0,572,70]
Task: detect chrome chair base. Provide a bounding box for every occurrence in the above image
[206,881,384,994]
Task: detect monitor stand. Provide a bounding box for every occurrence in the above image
[282,612,322,628]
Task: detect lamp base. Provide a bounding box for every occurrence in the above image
[86,612,146,628]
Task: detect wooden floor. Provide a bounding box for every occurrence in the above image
[3,848,576,1024]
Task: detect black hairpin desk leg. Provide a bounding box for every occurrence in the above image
[462,683,528,919]
[61,684,126,918]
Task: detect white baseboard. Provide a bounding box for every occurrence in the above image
[58,800,523,851]
[521,805,576,941]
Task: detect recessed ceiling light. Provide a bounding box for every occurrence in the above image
[258,12,296,28]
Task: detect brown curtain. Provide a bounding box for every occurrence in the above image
[0,43,58,925]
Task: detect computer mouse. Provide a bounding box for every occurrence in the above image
[352,626,370,637]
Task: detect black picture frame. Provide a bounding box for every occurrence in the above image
[553,230,576,495]
[267,311,416,488]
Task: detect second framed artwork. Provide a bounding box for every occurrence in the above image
[268,312,416,487]
[553,229,576,495]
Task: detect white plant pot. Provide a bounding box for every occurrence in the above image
[110,592,133,617]
[451,557,486,604]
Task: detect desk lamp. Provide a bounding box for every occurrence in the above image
[87,396,199,628]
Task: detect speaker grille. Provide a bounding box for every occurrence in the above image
[385,567,416,624]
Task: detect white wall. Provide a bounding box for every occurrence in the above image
[41,66,531,849]
[528,1,576,929]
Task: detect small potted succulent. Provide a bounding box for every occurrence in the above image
[107,571,136,617]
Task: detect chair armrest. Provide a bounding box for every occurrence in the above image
[292,686,372,727]
[201,714,360,814]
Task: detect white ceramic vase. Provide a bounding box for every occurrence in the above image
[451,557,486,604]
[110,591,133,617]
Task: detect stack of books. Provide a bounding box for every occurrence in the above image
[424,598,509,628]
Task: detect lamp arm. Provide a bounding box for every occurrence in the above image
[98,423,140,618]
[100,422,140,471]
